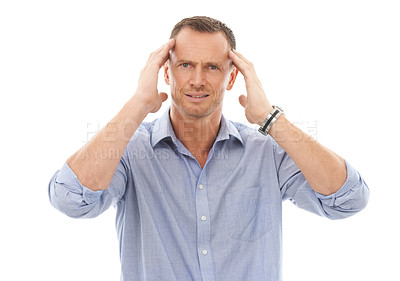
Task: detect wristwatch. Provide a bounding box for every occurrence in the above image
[258,106,284,136]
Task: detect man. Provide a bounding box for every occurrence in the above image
[49,16,369,281]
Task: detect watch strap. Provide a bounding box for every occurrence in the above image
[258,106,284,135]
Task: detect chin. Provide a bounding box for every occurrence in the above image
[172,98,222,120]
[183,109,211,119]
[176,105,210,119]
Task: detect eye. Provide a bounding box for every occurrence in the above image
[209,65,218,70]
[181,63,189,68]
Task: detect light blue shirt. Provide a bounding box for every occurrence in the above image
[49,109,369,281]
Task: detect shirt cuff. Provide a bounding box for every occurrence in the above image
[313,160,363,207]
[55,162,103,204]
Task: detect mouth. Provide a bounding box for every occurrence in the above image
[184,92,210,102]
[185,93,209,98]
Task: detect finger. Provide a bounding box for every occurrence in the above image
[147,39,175,68]
[231,49,252,65]
[229,50,250,75]
[154,39,175,56]
[228,51,241,72]
[230,50,259,83]
[154,39,175,59]
[238,94,248,108]
[228,50,240,67]
[159,39,175,66]
[159,92,168,103]
[165,38,176,50]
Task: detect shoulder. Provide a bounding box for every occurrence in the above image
[228,119,287,157]
[230,120,275,145]
[124,119,157,150]
[134,118,160,137]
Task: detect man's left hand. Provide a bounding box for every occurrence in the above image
[229,50,273,125]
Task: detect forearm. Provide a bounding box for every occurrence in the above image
[229,50,351,196]
[268,115,347,195]
[67,96,148,191]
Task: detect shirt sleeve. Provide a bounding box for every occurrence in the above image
[48,158,128,218]
[275,144,370,220]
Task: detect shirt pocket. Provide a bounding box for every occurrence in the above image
[224,185,273,243]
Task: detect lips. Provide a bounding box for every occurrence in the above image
[185,93,209,98]
[186,94,209,98]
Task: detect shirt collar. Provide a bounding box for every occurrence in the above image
[151,109,244,148]
[151,109,177,147]
[216,113,244,145]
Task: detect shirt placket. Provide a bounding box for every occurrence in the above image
[195,168,215,281]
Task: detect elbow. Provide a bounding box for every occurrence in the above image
[325,182,370,220]
[48,185,82,218]
[352,181,370,213]
[48,179,101,219]
[345,179,370,213]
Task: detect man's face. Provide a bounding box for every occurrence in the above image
[164,28,238,119]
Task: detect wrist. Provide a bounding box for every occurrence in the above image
[131,91,158,115]
[254,105,274,126]
[258,105,284,136]
[126,94,152,120]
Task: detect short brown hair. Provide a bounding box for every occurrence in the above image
[170,16,236,50]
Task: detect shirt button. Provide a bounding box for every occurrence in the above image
[198,184,204,190]
[202,249,208,255]
[201,215,207,221]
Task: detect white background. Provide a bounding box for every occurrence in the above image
[1,0,399,280]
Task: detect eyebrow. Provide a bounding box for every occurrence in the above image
[175,59,225,68]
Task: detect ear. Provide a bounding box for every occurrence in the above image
[163,61,170,85]
[226,66,239,91]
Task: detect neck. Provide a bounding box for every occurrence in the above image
[170,107,222,167]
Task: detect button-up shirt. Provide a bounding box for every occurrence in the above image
[49,110,369,281]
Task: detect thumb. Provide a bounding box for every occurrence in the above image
[159,92,168,103]
[238,94,247,108]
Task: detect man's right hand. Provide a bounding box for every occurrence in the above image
[134,39,175,114]
[66,39,175,191]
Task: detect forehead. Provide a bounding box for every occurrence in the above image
[172,28,230,62]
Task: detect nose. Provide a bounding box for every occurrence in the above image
[190,67,206,88]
